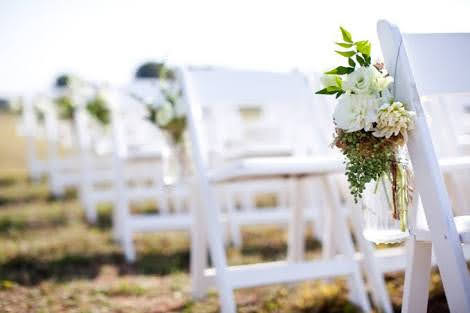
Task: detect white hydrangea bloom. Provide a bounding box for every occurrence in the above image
[333,94,379,132]
[156,101,174,127]
[373,102,415,139]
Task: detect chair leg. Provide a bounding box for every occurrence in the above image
[50,174,65,198]
[112,204,123,241]
[321,197,336,260]
[322,176,371,312]
[122,222,136,263]
[401,237,432,313]
[199,182,236,313]
[349,200,393,313]
[85,202,97,224]
[287,177,305,262]
[225,189,243,248]
[82,186,97,224]
[191,191,209,298]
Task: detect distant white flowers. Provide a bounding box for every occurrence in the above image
[326,65,414,137]
[156,101,175,127]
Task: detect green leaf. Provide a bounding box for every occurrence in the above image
[335,76,342,88]
[355,40,371,56]
[315,87,337,95]
[336,42,353,48]
[340,26,353,43]
[355,54,365,66]
[316,85,343,95]
[335,50,356,58]
[335,91,345,98]
[325,66,355,75]
[348,58,356,67]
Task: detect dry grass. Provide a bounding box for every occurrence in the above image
[0,113,449,312]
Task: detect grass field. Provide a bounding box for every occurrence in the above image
[0,113,449,313]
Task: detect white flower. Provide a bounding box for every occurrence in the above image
[333,94,379,132]
[320,74,341,88]
[378,88,394,105]
[156,101,174,127]
[373,101,415,139]
[370,66,393,93]
[342,66,375,95]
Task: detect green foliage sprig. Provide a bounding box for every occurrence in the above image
[55,96,75,120]
[334,130,402,202]
[86,95,110,126]
[147,90,186,143]
[316,27,372,98]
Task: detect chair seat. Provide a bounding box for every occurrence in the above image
[209,156,345,183]
[415,215,470,243]
[224,145,294,160]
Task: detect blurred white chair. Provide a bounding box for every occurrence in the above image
[193,67,324,247]
[421,94,470,216]
[378,19,470,313]
[104,88,193,262]
[181,67,392,313]
[42,91,82,197]
[19,95,47,181]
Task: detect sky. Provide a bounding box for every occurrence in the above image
[1,0,470,96]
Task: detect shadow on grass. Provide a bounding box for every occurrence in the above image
[0,250,190,286]
[241,236,322,261]
[0,177,16,187]
[0,237,320,286]
[93,203,163,230]
[46,189,78,203]
[0,193,49,207]
[95,205,113,229]
[0,215,68,234]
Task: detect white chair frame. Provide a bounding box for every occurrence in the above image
[378,20,470,313]
[181,67,393,313]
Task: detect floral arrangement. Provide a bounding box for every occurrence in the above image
[86,92,110,126]
[316,27,415,231]
[133,63,189,184]
[132,63,186,143]
[147,88,186,143]
[54,74,81,120]
[55,95,75,120]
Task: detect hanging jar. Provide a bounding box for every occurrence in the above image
[162,132,191,185]
[362,149,413,244]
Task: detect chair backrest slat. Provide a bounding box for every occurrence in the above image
[402,33,470,96]
[181,67,325,163]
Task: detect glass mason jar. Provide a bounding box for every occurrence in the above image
[162,132,191,185]
[362,151,413,244]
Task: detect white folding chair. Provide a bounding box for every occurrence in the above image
[105,88,193,262]
[73,82,166,224]
[191,67,323,247]
[378,20,470,313]
[19,95,47,181]
[42,92,82,197]
[181,67,392,313]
